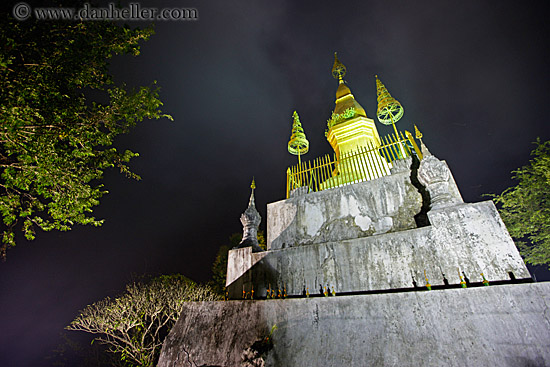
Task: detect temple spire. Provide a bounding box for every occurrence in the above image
[237,179,263,252]
[375,75,404,136]
[326,53,376,158]
[332,52,347,83]
[287,111,309,165]
[329,53,367,124]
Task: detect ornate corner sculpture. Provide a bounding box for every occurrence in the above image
[417,150,460,210]
[237,178,264,252]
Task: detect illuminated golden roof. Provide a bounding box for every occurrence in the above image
[334,85,367,117]
[335,83,351,99]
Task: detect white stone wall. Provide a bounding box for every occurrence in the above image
[267,169,422,250]
[159,283,550,367]
[227,201,530,298]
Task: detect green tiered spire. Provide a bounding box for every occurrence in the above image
[376,75,404,136]
[288,111,309,165]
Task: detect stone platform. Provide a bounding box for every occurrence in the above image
[158,282,550,367]
[227,200,530,299]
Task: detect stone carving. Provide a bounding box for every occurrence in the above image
[390,156,412,174]
[237,182,263,252]
[417,149,460,209]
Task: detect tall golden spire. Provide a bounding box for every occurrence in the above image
[329,53,367,124]
[375,75,404,136]
[325,53,381,160]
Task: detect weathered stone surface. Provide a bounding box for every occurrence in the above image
[226,247,268,287]
[228,201,529,298]
[417,153,463,209]
[158,282,550,367]
[267,169,422,250]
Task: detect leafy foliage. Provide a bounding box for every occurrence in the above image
[0,13,171,257]
[66,274,221,367]
[210,231,266,295]
[325,106,356,134]
[492,139,550,267]
[210,233,240,295]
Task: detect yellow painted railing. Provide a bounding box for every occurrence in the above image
[286,130,422,198]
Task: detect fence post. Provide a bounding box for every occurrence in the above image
[286,167,291,198]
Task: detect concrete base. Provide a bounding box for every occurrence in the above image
[227,201,530,299]
[158,282,550,367]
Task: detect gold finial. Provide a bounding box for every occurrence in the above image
[332,52,347,82]
[251,177,256,190]
[376,75,404,136]
[414,124,423,140]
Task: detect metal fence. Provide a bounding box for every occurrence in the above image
[286,130,422,198]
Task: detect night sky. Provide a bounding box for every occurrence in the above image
[1,1,549,365]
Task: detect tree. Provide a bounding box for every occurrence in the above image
[210,231,266,295]
[210,233,241,295]
[66,274,221,366]
[47,331,121,367]
[492,139,550,267]
[0,13,171,258]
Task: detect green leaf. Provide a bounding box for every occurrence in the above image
[491,139,550,268]
[0,16,171,258]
